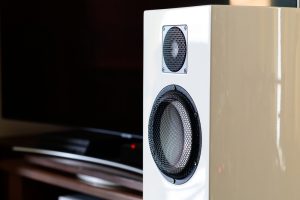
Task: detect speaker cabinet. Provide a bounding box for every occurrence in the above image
[144,5,300,200]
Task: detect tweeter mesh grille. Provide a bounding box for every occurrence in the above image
[163,26,187,72]
[148,85,201,184]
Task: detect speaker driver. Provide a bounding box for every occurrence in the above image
[148,85,201,184]
[163,26,187,73]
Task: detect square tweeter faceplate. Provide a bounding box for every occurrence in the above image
[162,25,188,74]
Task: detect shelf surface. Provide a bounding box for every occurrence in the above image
[0,157,142,200]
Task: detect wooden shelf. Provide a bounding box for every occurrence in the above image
[0,157,142,200]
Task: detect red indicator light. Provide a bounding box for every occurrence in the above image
[130,143,136,150]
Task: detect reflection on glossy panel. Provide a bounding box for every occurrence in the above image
[229,0,297,7]
[230,0,272,6]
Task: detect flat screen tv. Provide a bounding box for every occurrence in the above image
[0,0,148,136]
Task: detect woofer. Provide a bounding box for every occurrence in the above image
[148,85,201,184]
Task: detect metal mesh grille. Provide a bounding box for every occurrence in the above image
[148,85,201,184]
[163,27,187,72]
[159,101,192,174]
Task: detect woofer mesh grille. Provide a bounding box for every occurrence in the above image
[148,85,201,184]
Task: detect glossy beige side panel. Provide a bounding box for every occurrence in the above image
[279,8,300,198]
[210,6,288,200]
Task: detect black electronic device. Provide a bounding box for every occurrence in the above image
[8,130,142,174]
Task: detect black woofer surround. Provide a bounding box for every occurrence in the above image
[148,85,201,184]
